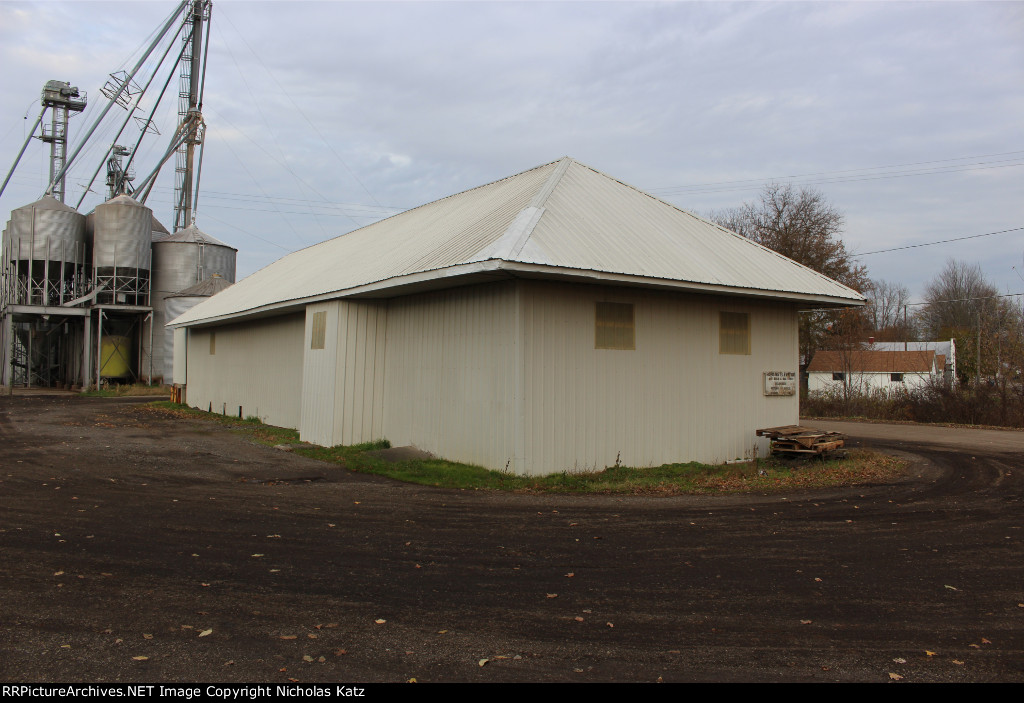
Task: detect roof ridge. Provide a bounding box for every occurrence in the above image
[467,158,570,263]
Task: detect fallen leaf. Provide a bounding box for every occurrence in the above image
[925,650,937,656]
[888,673,903,680]
[546,593,558,599]
[60,644,71,649]
[437,630,448,634]
[944,585,958,591]
[375,619,386,624]
[251,554,264,558]
[143,634,153,640]
[606,622,614,628]
[566,573,575,578]
[574,616,584,622]
[199,629,212,637]
[132,656,149,661]
[54,571,64,576]
[335,649,347,656]
[280,635,298,640]
[317,656,326,663]
[981,637,991,644]
[800,619,812,625]
[303,655,314,662]
[479,659,489,667]
[892,657,906,664]
[407,678,417,683]
[308,634,317,639]
[952,660,964,665]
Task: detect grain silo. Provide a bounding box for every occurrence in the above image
[0,196,89,387]
[86,195,154,383]
[145,224,236,381]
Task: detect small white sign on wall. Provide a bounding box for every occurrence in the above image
[764,371,797,396]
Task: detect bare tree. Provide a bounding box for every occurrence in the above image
[710,184,869,364]
[865,278,913,340]
[918,259,1018,382]
[918,260,996,337]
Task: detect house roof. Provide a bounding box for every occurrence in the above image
[808,350,937,374]
[171,157,866,328]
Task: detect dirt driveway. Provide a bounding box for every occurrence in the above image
[0,396,1021,682]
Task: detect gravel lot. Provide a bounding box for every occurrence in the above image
[1,395,1021,682]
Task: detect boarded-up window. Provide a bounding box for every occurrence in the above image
[310,311,327,350]
[209,331,216,355]
[719,312,750,355]
[595,302,635,350]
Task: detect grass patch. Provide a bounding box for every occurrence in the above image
[143,401,300,446]
[329,451,905,494]
[84,383,170,397]
[142,402,907,493]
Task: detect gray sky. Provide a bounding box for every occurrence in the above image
[1,0,1021,303]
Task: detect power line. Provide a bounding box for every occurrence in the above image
[648,149,1024,194]
[854,227,1024,257]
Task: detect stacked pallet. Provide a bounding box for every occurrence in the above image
[755,425,846,456]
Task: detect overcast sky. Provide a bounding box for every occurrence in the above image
[1,0,1021,303]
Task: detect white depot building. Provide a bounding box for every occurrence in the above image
[170,157,863,475]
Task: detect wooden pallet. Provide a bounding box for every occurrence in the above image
[756,425,846,456]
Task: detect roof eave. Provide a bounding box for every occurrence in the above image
[171,258,864,328]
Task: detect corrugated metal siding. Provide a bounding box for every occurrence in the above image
[382,282,516,468]
[299,303,339,445]
[185,313,304,428]
[172,327,187,384]
[334,300,388,445]
[299,300,388,446]
[517,281,799,474]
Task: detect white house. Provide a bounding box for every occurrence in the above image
[807,349,944,394]
[870,340,956,382]
[170,157,864,475]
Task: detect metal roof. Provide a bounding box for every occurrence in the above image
[13,194,80,214]
[154,223,234,249]
[872,340,954,358]
[171,157,865,328]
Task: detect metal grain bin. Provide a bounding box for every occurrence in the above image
[144,224,236,382]
[90,195,152,305]
[1,195,88,306]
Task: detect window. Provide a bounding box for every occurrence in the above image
[595,302,634,350]
[832,372,845,381]
[209,331,216,355]
[719,312,750,355]
[891,373,904,383]
[310,311,327,350]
